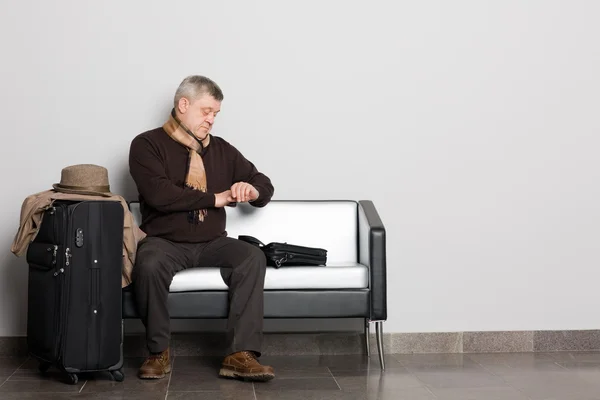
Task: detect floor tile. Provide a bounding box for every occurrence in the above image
[10,368,68,381]
[467,352,567,375]
[358,387,436,400]
[0,378,85,393]
[394,353,482,372]
[272,367,333,379]
[413,370,510,389]
[255,388,436,400]
[0,356,28,376]
[548,351,600,363]
[481,361,566,375]
[509,385,600,400]
[253,377,340,392]
[467,352,557,364]
[484,363,566,377]
[168,356,222,371]
[563,369,600,385]
[556,361,600,371]
[335,373,424,392]
[167,368,255,393]
[320,355,404,371]
[0,394,78,400]
[329,366,411,378]
[16,357,47,370]
[80,368,168,393]
[168,391,256,400]
[501,370,600,400]
[431,386,531,400]
[255,391,355,400]
[78,394,165,400]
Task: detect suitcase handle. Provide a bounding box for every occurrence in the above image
[238,235,265,247]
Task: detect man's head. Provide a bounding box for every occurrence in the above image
[173,75,224,141]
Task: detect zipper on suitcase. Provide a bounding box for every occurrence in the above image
[50,245,57,268]
[56,204,74,366]
[52,204,68,360]
[53,268,64,360]
[51,206,59,244]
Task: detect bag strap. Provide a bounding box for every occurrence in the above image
[238,235,265,247]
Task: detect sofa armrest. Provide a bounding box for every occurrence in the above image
[358,200,387,321]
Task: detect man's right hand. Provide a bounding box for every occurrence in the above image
[214,190,235,208]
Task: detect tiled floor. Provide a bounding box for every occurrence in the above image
[2,352,600,399]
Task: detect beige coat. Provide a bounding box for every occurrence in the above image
[11,190,146,288]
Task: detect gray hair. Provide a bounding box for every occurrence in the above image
[174,75,224,107]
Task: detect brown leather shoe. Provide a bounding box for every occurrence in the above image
[138,348,171,379]
[219,351,275,382]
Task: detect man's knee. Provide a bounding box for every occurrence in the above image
[231,241,267,276]
[245,242,267,267]
[133,246,171,283]
[253,244,267,265]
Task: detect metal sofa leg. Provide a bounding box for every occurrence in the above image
[375,321,385,370]
[364,319,371,356]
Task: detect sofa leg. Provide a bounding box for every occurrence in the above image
[375,321,385,370]
[364,319,371,356]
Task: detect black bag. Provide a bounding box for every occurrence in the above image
[25,200,125,384]
[238,235,327,268]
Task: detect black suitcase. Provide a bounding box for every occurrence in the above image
[25,199,125,384]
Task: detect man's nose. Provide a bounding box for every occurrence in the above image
[206,114,215,124]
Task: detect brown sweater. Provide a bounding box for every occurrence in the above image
[129,127,274,243]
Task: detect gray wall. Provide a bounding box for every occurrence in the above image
[1,0,599,336]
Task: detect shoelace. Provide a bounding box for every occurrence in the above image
[242,351,257,362]
[146,353,166,363]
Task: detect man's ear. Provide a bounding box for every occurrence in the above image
[177,97,189,114]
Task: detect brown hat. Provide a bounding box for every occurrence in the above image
[52,164,113,197]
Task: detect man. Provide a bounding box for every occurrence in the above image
[128,75,275,382]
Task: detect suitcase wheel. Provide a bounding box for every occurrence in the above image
[38,362,52,373]
[66,373,78,385]
[110,369,125,382]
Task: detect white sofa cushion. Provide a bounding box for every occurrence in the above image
[129,200,366,291]
[169,263,369,291]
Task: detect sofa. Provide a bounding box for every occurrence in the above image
[122,200,388,368]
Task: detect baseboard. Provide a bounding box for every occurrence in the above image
[3,330,600,357]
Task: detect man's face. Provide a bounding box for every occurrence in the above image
[177,93,221,140]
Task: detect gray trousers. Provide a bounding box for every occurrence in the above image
[132,236,267,355]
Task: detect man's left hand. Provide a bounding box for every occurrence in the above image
[230,182,259,203]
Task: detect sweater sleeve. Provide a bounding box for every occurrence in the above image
[129,135,216,212]
[230,144,274,208]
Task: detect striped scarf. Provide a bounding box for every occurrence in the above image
[162,109,208,223]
